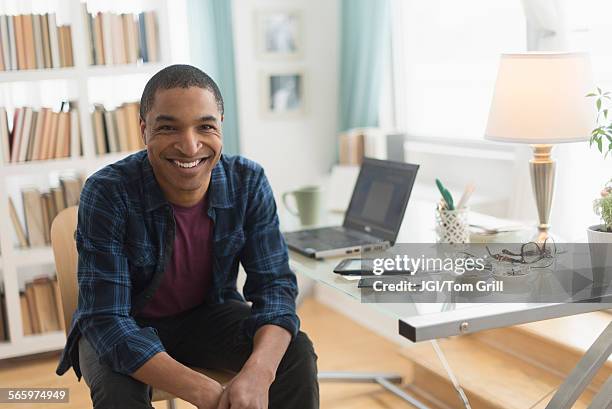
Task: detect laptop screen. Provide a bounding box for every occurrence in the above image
[343,158,419,243]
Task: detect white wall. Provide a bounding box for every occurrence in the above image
[231,0,339,199]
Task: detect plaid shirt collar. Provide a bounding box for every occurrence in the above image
[140,152,233,212]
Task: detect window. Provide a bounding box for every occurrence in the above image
[390,0,526,139]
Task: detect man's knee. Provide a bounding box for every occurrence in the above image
[279,331,318,381]
[79,338,153,409]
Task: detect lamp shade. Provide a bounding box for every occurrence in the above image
[485,52,595,144]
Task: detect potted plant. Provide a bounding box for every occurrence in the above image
[587,88,612,243]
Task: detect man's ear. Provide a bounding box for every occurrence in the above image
[139,118,147,145]
[220,114,224,123]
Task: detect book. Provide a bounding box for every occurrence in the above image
[20,292,32,336]
[22,188,46,247]
[104,110,118,153]
[24,283,40,333]
[32,14,43,69]
[111,14,125,64]
[32,277,61,332]
[42,111,59,160]
[64,26,74,66]
[124,102,142,150]
[20,109,36,162]
[101,12,113,65]
[0,107,9,163]
[30,107,49,161]
[42,191,56,243]
[0,16,10,70]
[17,107,33,162]
[26,107,43,160]
[92,105,106,154]
[41,14,51,68]
[93,12,104,65]
[81,3,94,65]
[10,107,24,163]
[57,23,65,67]
[144,11,159,62]
[123,14,137,64]
[60,177,82,207]
[51,187,66,214]
[40,191,51,244]
[52,277,65,331]
[21,14,35,69]
[138,13,148,62]
[8,197,28,247]
[13,15,25,70]
[55,110,70,158]
[47,13,60,69]
[6,15,16,70]
[114,105,128,152]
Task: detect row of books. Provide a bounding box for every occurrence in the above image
[0,14,73,71]
[21,275,64,335]
[92,102,143,155]
[83,7,159,66]
[9,176,83,248]
[0,104,82,165]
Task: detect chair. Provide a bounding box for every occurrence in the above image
[50,206,233,409]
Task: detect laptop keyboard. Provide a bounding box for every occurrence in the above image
[287,226,382,248]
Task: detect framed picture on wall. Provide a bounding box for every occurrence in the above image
[260,71,306,118]
[255,9,302,59]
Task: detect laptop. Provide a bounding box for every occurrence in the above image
[284,158,419,259]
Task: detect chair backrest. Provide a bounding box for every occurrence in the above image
[50,206,79,336]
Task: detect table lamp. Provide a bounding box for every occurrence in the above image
[485,52,595,242]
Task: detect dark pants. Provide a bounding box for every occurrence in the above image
[79,300,319,409]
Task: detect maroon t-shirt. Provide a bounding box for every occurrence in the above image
[139,196,213,318]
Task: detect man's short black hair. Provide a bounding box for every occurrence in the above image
[140,64,224,120]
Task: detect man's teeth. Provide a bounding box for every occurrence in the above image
[173,159,203,168]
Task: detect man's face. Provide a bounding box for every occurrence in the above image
[141,87,223,202]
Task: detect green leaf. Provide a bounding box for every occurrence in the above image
[605,109,609,120]
[586,92,597,97]
[597,99,602,110]
[597,137,603,152]
[597,87,602,94]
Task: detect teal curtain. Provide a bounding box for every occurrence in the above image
[187,0,240,155]
[339,0,391,132]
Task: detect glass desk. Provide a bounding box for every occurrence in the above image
[289,247,612,409]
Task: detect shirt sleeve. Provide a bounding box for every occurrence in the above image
[240,168,300,339]
[76,177,165,375]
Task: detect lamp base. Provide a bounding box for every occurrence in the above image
[529,144,556,243]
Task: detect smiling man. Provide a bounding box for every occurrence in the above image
[56,65,319,409]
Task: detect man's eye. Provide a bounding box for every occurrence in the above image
[157,125,175,132]
[199,125,214,131]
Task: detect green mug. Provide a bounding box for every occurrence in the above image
[282,186,323,227]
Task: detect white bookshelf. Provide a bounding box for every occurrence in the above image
[0,0,173,359]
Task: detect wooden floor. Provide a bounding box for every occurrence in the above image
[0,298,420,409]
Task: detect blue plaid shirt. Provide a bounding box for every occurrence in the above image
[56,150,299,378]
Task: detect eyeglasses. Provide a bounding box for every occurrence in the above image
[486,238,557,267]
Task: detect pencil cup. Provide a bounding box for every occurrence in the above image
[435,206,470,244]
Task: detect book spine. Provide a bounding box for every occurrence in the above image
[138,13,147,63]
[0,16,9,70]
[7,16,17,70]
[47,13,60,69]
[32,14,44,69]
[101,12,113,65]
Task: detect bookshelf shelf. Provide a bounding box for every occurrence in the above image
[85,61,166,77]
[12,247,54,267]
[0,0,172,360]
[0,67,78,83]
[0,331,65,359]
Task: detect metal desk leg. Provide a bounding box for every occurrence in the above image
[587,375,612,409]
[546,321,612,409]
[318,371,432,409]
